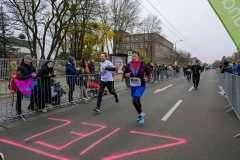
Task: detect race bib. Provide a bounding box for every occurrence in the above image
[130,77,141,87]
[187,69,191,72]
[101,71,108,79]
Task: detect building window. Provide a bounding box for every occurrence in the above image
[145,35,148,40]
[122,44,125,49]
[136,43,139,48]
[136,36,139,40]
[145,43,148,48]
[126,44,129,49]
[126,37,130,41]
[131,37,134,41]
[140,36,143,40]
[140,43,143,48]
[131,44,134,49]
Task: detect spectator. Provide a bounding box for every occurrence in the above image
[221,60,233,74]
[16,55,37,116]
[65,56,80,103]
[122,64,130,88]
[156,64,160,81]
[50,79,66,106]
[236,60,240,76]
[112,64,119,91]
[77,69,91,101]
[37,60,56,112]
[228,61,233,69]
[219,61,223,69]
[233,62,238,75]
[150,63,155,82]
[122,64,126,82]
[88,59,95,74]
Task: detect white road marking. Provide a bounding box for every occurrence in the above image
[188,86,193,91]
[153,84,173,94]
[161,100,183,121]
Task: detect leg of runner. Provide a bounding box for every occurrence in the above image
[131,86,146,124]
[105,81,119,103]
[192,75,196,88]
[94,81,106,113]
[195,75,200,90]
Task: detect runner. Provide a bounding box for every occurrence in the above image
[124,49,150,124]
[93,52,119,113]
[191,60,202,90]
[183,66,187,79]
[186,63,192,82]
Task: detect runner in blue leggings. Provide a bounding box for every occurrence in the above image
[124,49,150,124]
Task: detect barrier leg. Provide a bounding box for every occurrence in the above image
[226,108,233,113]
[224,105,231,109]
[235,134,240,138]
[17,115,26,121]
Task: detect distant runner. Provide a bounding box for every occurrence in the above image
[186,63,192,82]
[191,60,202,90]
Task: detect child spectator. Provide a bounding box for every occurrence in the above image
[50,79,66,106]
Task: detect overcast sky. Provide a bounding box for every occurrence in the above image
[139,0,237,64]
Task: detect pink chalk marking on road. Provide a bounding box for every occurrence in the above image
[103,131,186,160]
[36,122,106,150]
[0,138,70,160]
[25,118,71,141]
[80,128,120,155]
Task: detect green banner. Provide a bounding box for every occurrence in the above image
[208,0,240,51]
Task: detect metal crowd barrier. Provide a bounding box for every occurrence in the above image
[1,74,126,122]
[216,69,240,137]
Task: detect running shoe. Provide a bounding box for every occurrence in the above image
[195,87,198,90]
[137,112,145,121]
[0,153,4,160]
[139,116,144,124]
[115,94,119,103]
[93,106,100,113]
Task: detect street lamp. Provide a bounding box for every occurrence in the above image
[173,40,183,66]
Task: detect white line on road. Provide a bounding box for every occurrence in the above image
[161,100,183,121]
[153,84,173,94]
[188,86,193,91]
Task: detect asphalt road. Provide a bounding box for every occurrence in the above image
[1,70,240,160]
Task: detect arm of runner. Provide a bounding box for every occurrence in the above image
[104,67,116,71]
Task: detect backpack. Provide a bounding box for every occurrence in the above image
[8,79,19,92]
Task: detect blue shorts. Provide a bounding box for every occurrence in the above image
[130,86,146,98]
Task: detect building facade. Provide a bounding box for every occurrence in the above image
[116,32,174,64]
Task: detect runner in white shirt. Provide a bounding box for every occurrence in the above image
[93,52,119,113]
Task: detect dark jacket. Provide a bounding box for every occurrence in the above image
[65,62,78,84]
[124,60,150,86]
[88,61,95,74]
[16,59,36,80]
[191,65,202,75]
[37,62,55,89]
[147,65,153,72]
[186,66,192,73]
[221,60,233,74]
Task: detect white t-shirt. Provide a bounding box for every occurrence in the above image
[100,60,114,82]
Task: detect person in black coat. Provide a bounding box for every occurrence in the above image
[16,55,37,116]
[37,60,56,112]
[191,60,202,90]
[88,59,95,74]
[221,60,233,74]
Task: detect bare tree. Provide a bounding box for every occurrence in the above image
[7,0,83,59]
[109,0,141,54]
